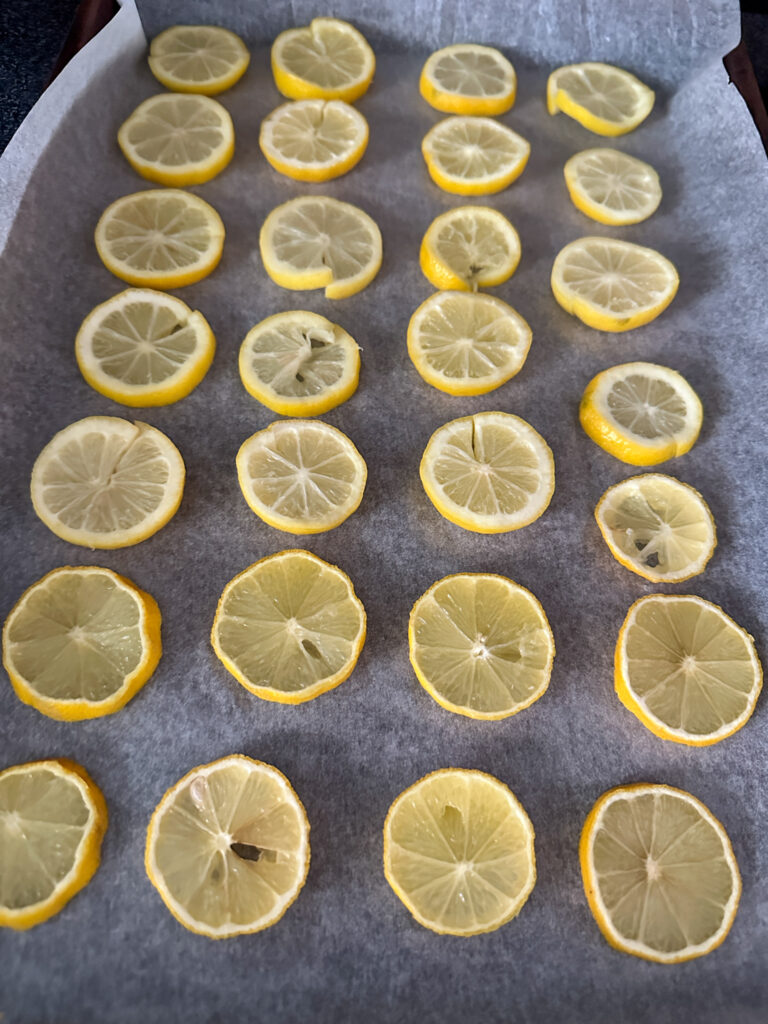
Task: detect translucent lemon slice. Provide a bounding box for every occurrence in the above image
[271,18,375,103]
[419,206,521,291]
[547,62,654,136]
[564,148,661,225]
[148,25,250,95]
[422,116,530,195]
[420,44,517,116]
[259,99,368,182]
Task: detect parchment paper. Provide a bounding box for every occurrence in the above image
[1,1,767,1021]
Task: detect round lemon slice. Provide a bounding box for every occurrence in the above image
[422,116,530,195]
[148,25,250,95]
[420,44,517,116]
[0,759,107,930]
[146,756,310,938]
[615,594,763,746]
[551,237,678,332]
[564,148,661,225]
[30,416,185,549]
[75,288,215,406]
[408,291,531,396]
[419,206,521,291]
[260,99,368,182]
[580,361,703,465]
[211,550,366,704]
[383,768,536,936]
[271,18,375,103]
[595,474,716,583]
[3,567,161,721]
[236,419,366,534]
[239,311,360,417]
[581,783,741,962]
[547,62,654,136]
[95,189,225,290]
[260,196,382,299]
[420,411,554,533]
[409,573,554,719]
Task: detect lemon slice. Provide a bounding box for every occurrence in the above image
[0,759,107,930]
[118,93,234,187]
[259,99,368,182]
[596,474,716,583]
[408,291,531,396]
[148,25,249,96]
[551,237,678,332]
[236,419,366,534]
[420,44,517,116]
[3,567,161,721]
[145,756,310,938]
[419,206,521,291]
[30,416,185,549]
[75,288,215,407]
[420,411,554,533]
[271,18,375,103]
[547,63,654,136]
[383,768,536,936]
[580,361,702,465]
[615,595,763,746]
[239,311,360,417]
[564,148,661,225]
[211,550,366,704]
[581,783,741,962]
[260,196,382,299]
[422,116,530,195]
[409,573,554,719]
[95,189,225,290]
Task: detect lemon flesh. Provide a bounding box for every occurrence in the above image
[564,148,661,225]
[260,99,368,182]
[148,25,250,95]
[419,206,521,291]
[547,62,654,135]
[420,44,516,116]
[422,116,530,195]
[271,18,375,103]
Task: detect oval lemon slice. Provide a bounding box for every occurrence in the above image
[420,44,516,116]
[271,18,375,103]
[564,148,662,225]
[419,206,521,291]
[547,62,654,135]
[148,25,250,96]
[260,99,368,182]
[422,116,530,195]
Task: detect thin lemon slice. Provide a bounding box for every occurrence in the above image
[211,550,366,704]
[580,361,702,465]
[615,595,762,746]
[75,288,215,406]
[420,44,516,116]
[0,760,107,930]
[552,237,678,331]
[422,116,530,195]
[30,416,185,549]
[596,475,716,583]
[547,63,654,136]
[271,18,375,103]
[581,784,741,962]
[3,567,161,721]
[236,419,366,534]
[408,291,531,396]
[117,93,234,187]
[239,311,360,417]
[260,196,382,299]
[95,189,225,290]
[409,573,554,720]
[564,148,661,225]
[146,756,310,938]
[383,768,536,936]
[260,99,368,182]
[420,411,554,533]
[419,206,521,291]
[148,25,249,96]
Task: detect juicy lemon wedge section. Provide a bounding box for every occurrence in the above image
[409,573,554,719]
[30,416,185,549]
[580,784,741,962]
[0,759,107,930]
[236,419,367,534]
[422,116,530,195]
[564,148,661,225]
[271,18,375,103]
[595,474,716,583]
[148,25,249,95]
[420,411,554,533]
[260,196,382,299]
[419,44,517,116]
[211,550,366,704]
[145,756,310,938]
[615,594,763,746]
[239,311,360,417]
[383,768,536,936]
[260,99,368,182]
[547,62,654,135]
[3,567,161,721]
[419,206,521,291]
